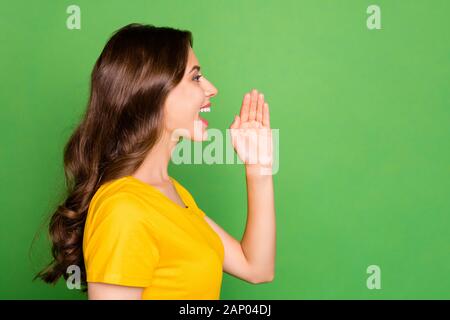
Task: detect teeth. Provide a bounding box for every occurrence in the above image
[200,107,211,112]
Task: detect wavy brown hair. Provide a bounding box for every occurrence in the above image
[34,23,193,292]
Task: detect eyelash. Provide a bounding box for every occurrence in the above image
[193,74,203,82]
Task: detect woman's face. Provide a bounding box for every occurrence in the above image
[163,46,218,142]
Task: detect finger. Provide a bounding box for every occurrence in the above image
[262,103,270,127]
[240,93,251,122]
[256,92,264,123]
[249,89,258,121]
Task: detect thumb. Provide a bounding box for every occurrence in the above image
[230,115,240,129]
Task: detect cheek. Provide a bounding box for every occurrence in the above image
[163,82,205,132]
[182,87,204,118]
[190,86,204,107]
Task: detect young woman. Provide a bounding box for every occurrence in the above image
[36,23,275,300]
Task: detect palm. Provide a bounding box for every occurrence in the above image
[230,90,273,169]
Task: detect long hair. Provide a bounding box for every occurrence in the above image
[34,23,193,291]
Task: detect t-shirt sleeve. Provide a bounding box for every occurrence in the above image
[84,193,160,287]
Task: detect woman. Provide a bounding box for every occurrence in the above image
[36,23,275,300]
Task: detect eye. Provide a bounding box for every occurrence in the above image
[193,74,203,82]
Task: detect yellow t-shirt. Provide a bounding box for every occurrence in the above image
[82,175,225,300]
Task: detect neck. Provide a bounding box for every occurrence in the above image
[132,130,179,184]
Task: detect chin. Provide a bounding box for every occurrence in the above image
[189,128,208,142]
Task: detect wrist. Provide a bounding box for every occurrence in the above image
[245,164,273,177]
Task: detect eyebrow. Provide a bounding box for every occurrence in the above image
[189,65,201,73]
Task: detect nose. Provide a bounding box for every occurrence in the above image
[203,78,218,98]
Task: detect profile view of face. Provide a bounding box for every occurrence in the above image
[163,46,218,142]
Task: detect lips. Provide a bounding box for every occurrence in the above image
[200,118,208,126]
[198,102,211,127]
[200,102,211,109]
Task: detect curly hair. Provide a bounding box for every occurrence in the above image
[34,23,193,292]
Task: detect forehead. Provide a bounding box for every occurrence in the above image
[187,47,199,67]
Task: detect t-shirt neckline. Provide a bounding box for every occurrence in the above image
[125,175,191,211]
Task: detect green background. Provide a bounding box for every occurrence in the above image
[1,0,449,299]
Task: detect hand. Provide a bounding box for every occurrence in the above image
[230,89,273,175]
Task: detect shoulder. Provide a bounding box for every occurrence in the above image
[87,177,159,227]
[91,176,144,207]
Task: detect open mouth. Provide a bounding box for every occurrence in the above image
[198,103,211,126]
